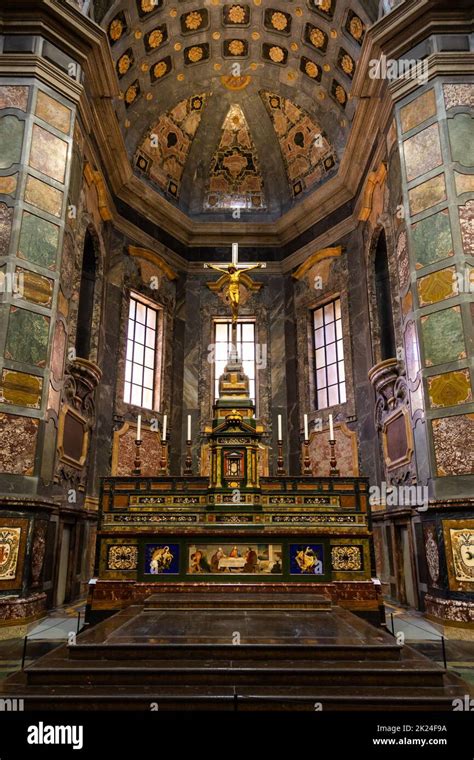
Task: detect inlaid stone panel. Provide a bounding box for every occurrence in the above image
[0,369,43,409]
[0,85,28,111]
[459,200,474,256]
[17,211,59,269]
[443,83,474,111]
[0,203,13,257]
[0,115,24,169]
[428,369,472,409]
[24,176,63,217]
[408,174,446,216]
[454,172,474,195]
[35,91,72,134]
[432,414,474,476]
[403,123,442,182]
[29,124,68,183]
[411,210,453,269]
[4,307,50,367]
[400,89,436,133]
[420,307,466,367]
[0,174,18,197]
[448,113,474,166]
[417,267,458,306]
[0,413,39,475]
[15,268,54,307]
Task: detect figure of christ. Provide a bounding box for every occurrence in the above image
[204,262,265,324]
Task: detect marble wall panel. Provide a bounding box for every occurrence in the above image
[35,90,71,134]
[0,203,13,257]
[308,424,358,477]
[0,85,28,111]
[443,83,474,111]
[417,266,458,306]
[403,123,442,182]
[17,211,59,269]
[454,172,474,195]
[411,210,453,269]
[0,369,43,409]
[404,320,420,383]
[4,307,50,367]
[459,200,474,256]
[396,230,410,291]
[0,174,18,196]
[428,369,472,409]
[408,174,446,216]
[114,425,162,477]
[50,320,67,382]
[420,307,466,367]
[432,414,474,476]
[448,114,474,166]
[24,176,63,217]
[0,413,38,474]
[29,124,68,183]
[0,115,24,169]
[400,88,436,133]
[15,268,54,307]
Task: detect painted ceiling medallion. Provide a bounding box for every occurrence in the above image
[228,39,245,55]
[225,4,249,25]
[138,0,163,14]
[108,15,125,42]
[124,81,140,107]
[272,12,287,30]
[301,57,322,81]
[151,57,172,82]
[265,9,291,34]
[346,10,365,44]
[262,43,288,65]
[339,50,355,78]
[186,11,203,30]
[117,50,134,78]
[332,80,347,107]
[145,25,168,51]
[305,24,328,52]
[269,46,285,63]
[221,75,252,90]
[309,0,334,17]
[181,8,209,33]
[185,44,210,65]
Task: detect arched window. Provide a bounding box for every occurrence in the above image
[75,230,96,360]
[374,229,396,360]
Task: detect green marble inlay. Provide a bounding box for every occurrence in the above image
[18,211,59,269]
[0,115,24,169]
[411,210,453,269]
[448,113,474,167]
[421,307,465,367]
[5,307,50,367]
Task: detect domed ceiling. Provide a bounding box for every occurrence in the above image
[95,0,379,221]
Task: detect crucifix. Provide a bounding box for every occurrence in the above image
[204,243,266,351]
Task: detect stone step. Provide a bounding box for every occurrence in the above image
[143,593,333,610]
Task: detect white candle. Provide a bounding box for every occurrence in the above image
[278,414,282,442]
[136,414,141,442]
[162,414,167,442]
[187,414,191,442]
[232,242,238,265]
[304,414,309,442]
[329,413,334,440]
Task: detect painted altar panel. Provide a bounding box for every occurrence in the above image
[187,542,282,575]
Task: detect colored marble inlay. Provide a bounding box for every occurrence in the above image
[404,320,420,383]
[0,85,28,111]
[396,230,410,292]
[260,91,337,198]
[0,413,39,475]
[428,369,472,409]
[403,123,442,182]
[454,172,474,195]
[443,83,474,111]
[432,414,474,476]
[0,115,24,169]
[15,268,54,307]
[448,114,474,166]
[400,89,436,133]
[459,200,474,256]
[0,203,13,257]
[408,174,446,216]
[4,307,50,367]
[411,210,453,269]
[420,307,466,367]
[29,124,68,183]
[0,174,18,196]
[24,176,63,217]
[17,211,59,269]
[35,91,71,134]
[0,369,43,409]
[417,267,457,306]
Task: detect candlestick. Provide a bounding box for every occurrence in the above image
[277,440,285,476]
[162,414,167,442]
[304,413,309,442]
[277,414,282,442]
[159,438,168,475]
[136,414,141,442]
[184,439,193,476]
[302,439,311,475]
[232,242,239,265]
[329,438,339,477]
[187,414,191,442]
[329,413,334,441]
[133,439,142,476]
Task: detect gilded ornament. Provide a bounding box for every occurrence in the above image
[305,61,319,78]
[153,61,168,78]
[349,16,364,40]
[148,29,164,48]
[310,28,325,47]
[109,18,123,41]
[228,4,246,23]
[269,46,284,63]
[185,11,203,30]
[335,85,346,104]
[188,46,204,62]
[271,11,287,31]
[118,54,132,75]
[229,40,245,55]
[318,0,331,11]
[341,54,354,75]
[141,0,157,11]
[125,84,138,104]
